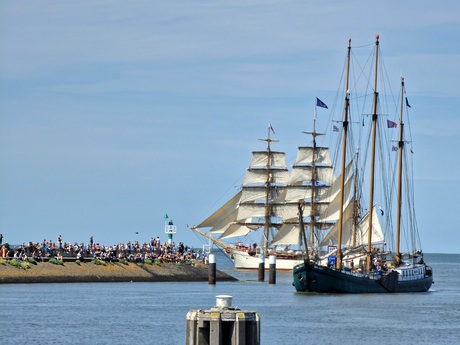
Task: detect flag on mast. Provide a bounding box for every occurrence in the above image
[316,97,328,109]
[405,97,411,108]
[387,120,397,128]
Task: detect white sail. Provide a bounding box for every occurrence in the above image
[289,165,334,185]
[197,191,241,229]
[319,161,353,203]
[208,209,239,234]
[249,151,287,168]
[236,202,305,221]
[319,205,384,247]
[243,168,290,185]
[319,200,355,246]
[284,184,331,202]
[317,177,354,222]
[219,223,254,239]
[240,187,270,203]
[294,146,332,165]
[271,222,303,246]
[236,203,267,219]
[354,207,385,246]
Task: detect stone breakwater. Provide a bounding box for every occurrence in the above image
[0,261,237,284]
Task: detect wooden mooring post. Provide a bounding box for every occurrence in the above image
[186,295,260,345]
[268,255,276,284]
[257,254,264,282]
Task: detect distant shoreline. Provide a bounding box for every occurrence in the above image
[0,260,237,284]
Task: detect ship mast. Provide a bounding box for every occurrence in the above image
[260,125,278,256]
[303,108,324,255]
[336,38,352,269]
[351,149,360,247]
[395,77,406,265]
[366,35,380,272]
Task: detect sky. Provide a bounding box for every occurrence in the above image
[1,1,459,253]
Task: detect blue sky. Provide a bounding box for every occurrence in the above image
[1,1,459,253]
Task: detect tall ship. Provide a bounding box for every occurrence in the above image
[293,36,433,293]
[191,114,337,270]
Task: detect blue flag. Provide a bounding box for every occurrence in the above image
[405,97,411,108]
[316,97,328,109]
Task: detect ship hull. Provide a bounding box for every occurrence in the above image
[293,261,433,293]
[232,250,303,270]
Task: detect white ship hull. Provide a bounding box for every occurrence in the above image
[231,250,303,270]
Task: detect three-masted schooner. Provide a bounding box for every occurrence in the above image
[293,36,433,293]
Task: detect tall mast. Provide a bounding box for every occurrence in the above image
[395,77,405,265]
[351,149,360,247]
[336,38,352,269]
[260,125,278,256]
[303,108,324,254]
[366,35,380,271]
[298,203,310,262]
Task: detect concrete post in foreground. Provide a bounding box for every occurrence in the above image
[268,255,276,284]
[186,295,260,345]
[257,254,265,282]
[208,253,216,285]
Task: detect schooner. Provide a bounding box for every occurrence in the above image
[293,36,433,293]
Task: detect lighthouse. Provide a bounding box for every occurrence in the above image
[164,213,176,244]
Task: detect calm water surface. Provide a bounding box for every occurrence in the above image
[1,253,459,344]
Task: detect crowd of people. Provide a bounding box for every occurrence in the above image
[0,234,208,265]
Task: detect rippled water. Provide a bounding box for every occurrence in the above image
[1,253,458,345]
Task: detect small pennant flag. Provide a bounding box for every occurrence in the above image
[269,122,276,134]
[164,213,169,219]
[315,181,327,187]
[378,205,384,216]
[410,147,414,154]
[316,97,328,109]
[405,97,411,108]
[387,120,397,128]
[392,145,398,152]
[333,124,339,132]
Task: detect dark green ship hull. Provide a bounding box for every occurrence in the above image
[293,261,433,293]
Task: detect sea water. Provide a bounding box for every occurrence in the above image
[1,253,459,345]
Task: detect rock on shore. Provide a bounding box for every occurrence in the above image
[0,261,237,284]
